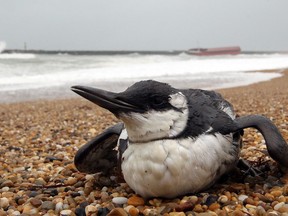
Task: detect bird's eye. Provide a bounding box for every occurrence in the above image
[153,97,165,107]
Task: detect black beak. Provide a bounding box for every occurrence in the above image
[71,85,142,113]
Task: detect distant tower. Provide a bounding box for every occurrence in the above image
[24,42,27,51]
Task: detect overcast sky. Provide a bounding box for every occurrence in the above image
[1,0,288,51]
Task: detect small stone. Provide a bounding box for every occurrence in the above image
[65,177,78,185]
[75,207,86,216]
[169,212,185,216]
[128,206,139,216]
[0,197,9,209]
[208,203,220,211]
[256,206,267,216]
[55,202,64,213]
[15,197,25,205]
[127,196,145,206]
[270,190,282,197]
[11,211,21,215]
[34,178,46,186]
[238,194,248,202]
[1,180,13,187]
[30,198,42,207]
[267,211,281,216]
[1,186,10,192]
[97,207,110,216]
[218,195,228,204]
[41,201,55,210]
[101,191,110,202]
[28,191,38,197]
[231,209,245,216]
[245,204,256,209]
[49,189,59,196]
[193,204,204,213]
[2,191,14,198]
[112,197,128,205]
[107,207,128,216]
[274,201,285,211]
[278,204,288,213]
[71,192,81,197]
[101,186,108,192]
[22,203,39,214]
[203,195,218,206]
[60,209,73,216]
[244,198,255,205]
[85,205,97,215]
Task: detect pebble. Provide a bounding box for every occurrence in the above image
[270,190,282,197]
[65,177,78,185]
[274,202,285,211]
[127,196,145,206]
[218,195,228,204]
[107,207,128,216]
[22,203,39,214]
[1,186,10,192]
[30,198,42,207]
[238,194,248,202]
[41,201,55,210]
[55,202,64,213]
[208,203,220,211]
[112,197,128,205]
[0,197,9,209]
[60,209,73,216]
[127,206,139,216]
[85,205,97,215]
[169,212,185,216]
[278,204,288,213]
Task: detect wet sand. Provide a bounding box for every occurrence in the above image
[0,70,287,215]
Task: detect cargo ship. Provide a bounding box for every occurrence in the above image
[187,46,241,56]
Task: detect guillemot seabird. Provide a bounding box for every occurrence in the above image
[71,80,288,198]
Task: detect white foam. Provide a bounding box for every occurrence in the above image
[0,53,36,59]
[0,53,288,92]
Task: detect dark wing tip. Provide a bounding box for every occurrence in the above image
[74,123,124,173]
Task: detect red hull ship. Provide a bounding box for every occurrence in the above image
[187,46,241,56]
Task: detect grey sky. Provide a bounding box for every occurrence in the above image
[1,0,288,51]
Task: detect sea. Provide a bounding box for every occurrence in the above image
[1,51,288,103]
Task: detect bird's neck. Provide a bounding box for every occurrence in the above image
[120,108,189,143]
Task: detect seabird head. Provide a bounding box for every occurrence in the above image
[71,80,189,142]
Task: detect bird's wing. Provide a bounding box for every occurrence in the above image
[74,122,125,174]
[234,115,288,168]
[184,89,239,137]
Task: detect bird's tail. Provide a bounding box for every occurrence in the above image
[234,115,288,168]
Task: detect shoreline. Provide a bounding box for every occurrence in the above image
[0,70,287,215]
[0,69,284,104]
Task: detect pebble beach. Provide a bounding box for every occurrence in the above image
[0,70,288,216]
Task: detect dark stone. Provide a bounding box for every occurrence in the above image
[97,207,110,216]
[43,188,58,196]
[50,189,59,196]
[64,187,71,192]
[75,207,86,216]
[80,201,89,209]
[203,195,218,206]
[44,156,63,162]
[71,192,81,198]
[28,191,38,197]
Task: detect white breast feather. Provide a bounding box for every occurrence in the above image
[121,133,239,198]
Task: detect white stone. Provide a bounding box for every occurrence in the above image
[238,194,248,202]
[112,197,128,205]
